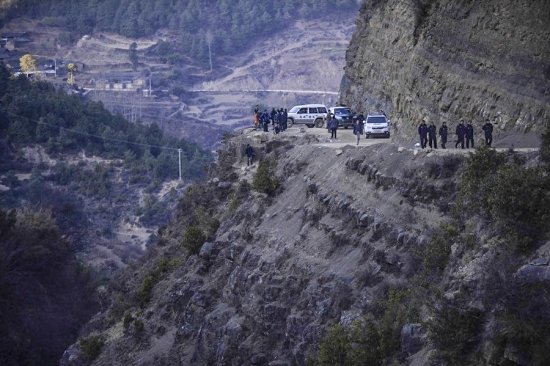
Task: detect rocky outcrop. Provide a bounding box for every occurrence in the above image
[340,0,550,144]
[62,127,550,366]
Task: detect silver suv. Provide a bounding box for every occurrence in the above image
[287,104,328,128]
[364,112,390,138]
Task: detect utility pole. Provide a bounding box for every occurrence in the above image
[206,30,214,72]
[178,148,182,181]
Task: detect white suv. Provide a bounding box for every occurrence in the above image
[287,104,328,128]
[364,112,390,138]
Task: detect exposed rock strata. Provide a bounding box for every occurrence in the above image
[62,131,548,366]
[340,0,550,143]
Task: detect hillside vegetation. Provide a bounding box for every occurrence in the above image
[0,207,98,366]
[0,63,212,364]
[1,0,361,64]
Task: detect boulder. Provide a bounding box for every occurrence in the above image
[218,182,232,189]
[515,258,550,283]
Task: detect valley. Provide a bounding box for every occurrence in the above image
[2,16,355,148]
[1,0,550,365]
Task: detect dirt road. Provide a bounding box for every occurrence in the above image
[277,126,539,153]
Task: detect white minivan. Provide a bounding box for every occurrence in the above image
[287,104,328,128]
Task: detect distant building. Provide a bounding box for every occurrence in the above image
[1,32,30,39]
[1,32,32,50]
[91,71,146,92]
[0,49,23,70]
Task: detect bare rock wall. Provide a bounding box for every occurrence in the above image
[340,0,550,141]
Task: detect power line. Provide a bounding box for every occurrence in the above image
[2,109,180,151]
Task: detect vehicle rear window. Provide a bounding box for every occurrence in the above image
[318,107,327,113]
[334,108,351,114]
[367,116,387,124]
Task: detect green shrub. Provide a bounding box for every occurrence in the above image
[378,287,419,358]
[136,275,156,304]
[426,300,483,364]
[314,287,415,365]
[318,324,351,366]
[414,224,459,282]
[135,257,174,305]
[228,194,240,214]
[457,146,550,252]
[79,335,104,365]
[194,206,220,239]
[348,318,382,365]
[182,226,206,255]
[420,233,452,274]
[123,312,134,329]
[488,164,550,251]
[494,282,550,366]
[316,318,383,366]
[252,158,280,195]
[458,146,506,213]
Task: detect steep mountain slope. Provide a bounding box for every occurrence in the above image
[61,127,550,365]
[6,1,547,364]
[340,0,550,145]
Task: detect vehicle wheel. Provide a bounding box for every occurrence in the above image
[366,134,370,139]
[287,119,294,128]
[314,119,324,128]
[307,124,314,128]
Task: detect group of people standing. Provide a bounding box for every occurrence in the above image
[418,119,494,149]
[326,112,366,146]
[254,106,289,134]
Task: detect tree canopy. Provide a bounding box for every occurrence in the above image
[0,61,212,183]
[1,0,362,64]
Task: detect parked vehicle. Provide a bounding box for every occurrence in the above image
[328,106,355,129]
[287,104,328,128]
[364,112,390,138]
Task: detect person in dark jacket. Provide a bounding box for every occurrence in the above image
[270,108,277,126]
[262,109,270,132]
[279,108,287,131]
[245,144,254,166]
[482,119,494,147]
[326,111,333,135]
[418,121,428,149]
[273,110,280,134]
[428,122,438,149]
[329,117,339,139]
[465,122,474,148]
[439,122,448,149]
[353,118,364,145]
[455,120,466,149]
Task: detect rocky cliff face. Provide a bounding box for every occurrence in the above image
[61,134,459,365]
[61,128,550,366]
[340,0,550,143]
